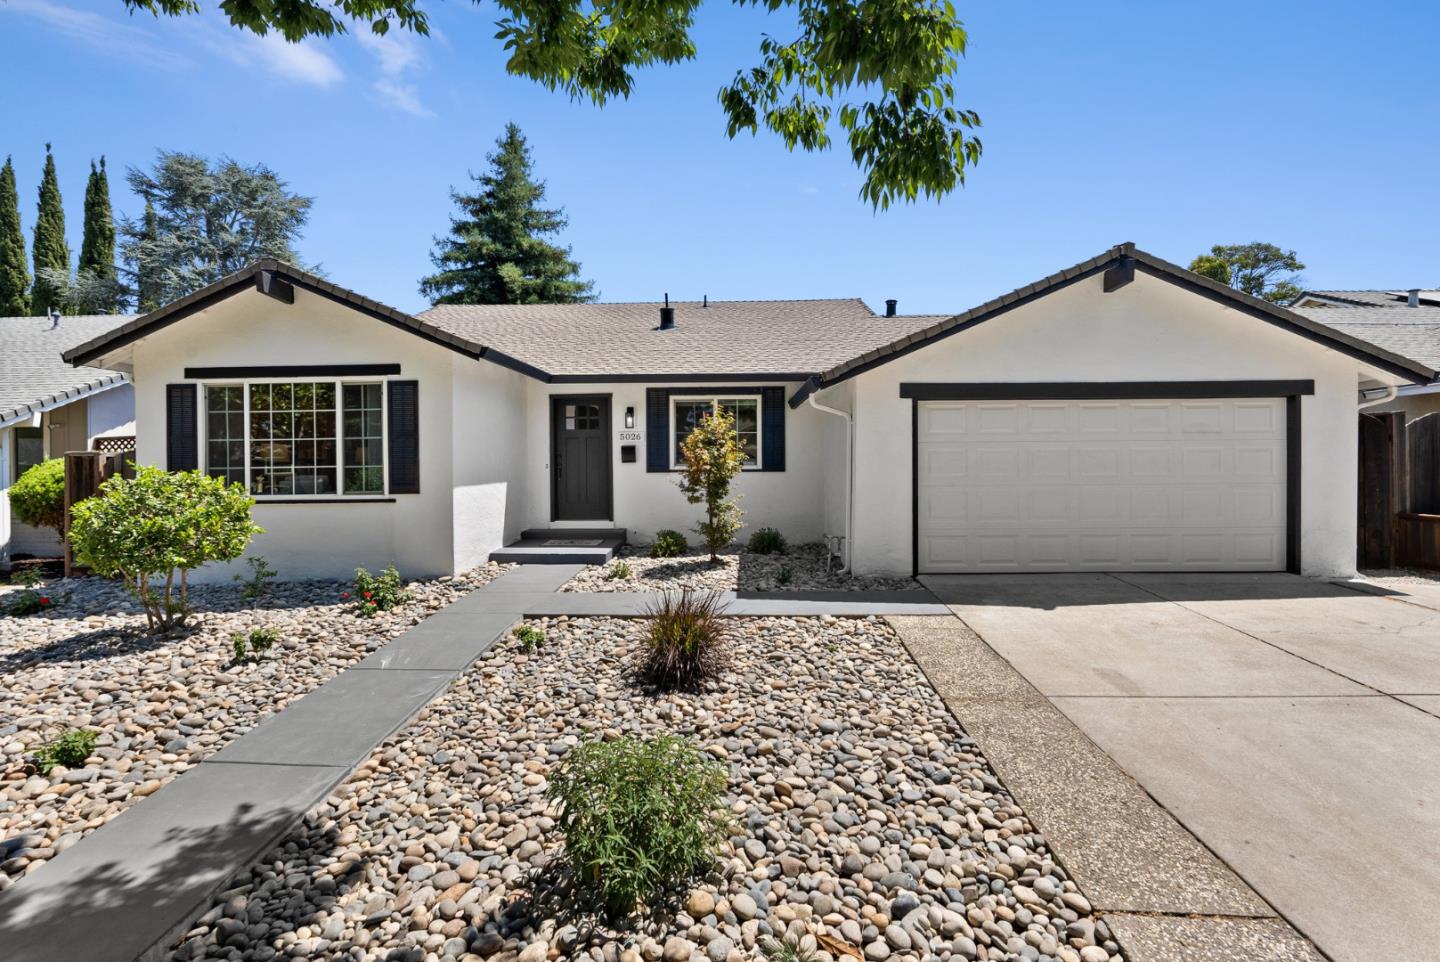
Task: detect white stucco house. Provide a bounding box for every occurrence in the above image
[2,313,136,566]
[61,242,1437,583]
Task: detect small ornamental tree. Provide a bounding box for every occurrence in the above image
[7,459,66,537]
[69,467,262,632]
[677,407,746,563]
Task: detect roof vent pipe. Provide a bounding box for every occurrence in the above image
[885,298,898,317]
[1408,289,1421,308]
[703,294,708,308]
[659,293,676,330]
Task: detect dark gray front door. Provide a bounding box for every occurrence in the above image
[551,396,611,520]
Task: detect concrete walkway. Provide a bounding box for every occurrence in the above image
[0,564,578,962]
[918,572,1440,962]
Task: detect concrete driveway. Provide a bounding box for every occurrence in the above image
[921,572,1440,962]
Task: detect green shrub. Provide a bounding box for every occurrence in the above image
[677,407,745,563]
[69,467,262,633]
[547,734,729,919]
[514,623,546,653]
[8,458,66,536]
[638,590,729,691]
[761,936,819,962]
[605,560,632,581]
[230,633,249,664]
[234,556,278,602]
[230,627,280,664]
[4,589,59,617]
[32,728,97,775]
[747,527,786,555]
[650,530,688,558]
[777,565,793,586]
[352,565,414,617]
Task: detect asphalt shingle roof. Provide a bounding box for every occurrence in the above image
[1296,289,1440,308]
[1291,305,1440,371]
[419,300,947,377]
[1,314,135,428]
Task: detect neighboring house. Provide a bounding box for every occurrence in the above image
[63,243,1437,582]
[1288,291,1440,421]
[1,314,137,565]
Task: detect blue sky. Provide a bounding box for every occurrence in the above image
[1,0,1436,315]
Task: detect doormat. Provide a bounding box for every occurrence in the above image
[542,538,604,547]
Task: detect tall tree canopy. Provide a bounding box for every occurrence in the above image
[0,157,28,316]
[420,124,594,305]
[79,158,117,283]
[31,145,70,316]
[123,0,981,209]
[1188,243,1306,305]
[119,151,314,307]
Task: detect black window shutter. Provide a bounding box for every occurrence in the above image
[761,387,786,471]
[646,388,670,472]
[388,380,420,494]
[166,384,198,472]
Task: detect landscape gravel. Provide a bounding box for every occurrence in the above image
[562,544,920,593]
[168,615,1121,962]
[0,563,511,890]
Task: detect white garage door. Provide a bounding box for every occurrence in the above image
[916,397,1287,572]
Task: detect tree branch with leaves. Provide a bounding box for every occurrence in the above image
[677,407,747,564]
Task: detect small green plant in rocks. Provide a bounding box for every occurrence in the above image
[547,733,729,919]
[605,560,632,581]
[747,527,786,555]
[513,623,546,653]
[761,935,820,962]
[649,529,688,558]
[32,728,97,775]
[777,565,793,586]
[352,565,414,617]
[638,590,729,690]
[234,555,278,602]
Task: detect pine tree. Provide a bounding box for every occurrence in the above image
[420,123,594,305]
[79,157,116,283]
[0,157,28,316]
[30,144,69,315]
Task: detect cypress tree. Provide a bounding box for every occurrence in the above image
[30,144,69,315]
[79,157,116,285]
[0,157,28,316]
[134,201,163,313]
[419,123,594,305]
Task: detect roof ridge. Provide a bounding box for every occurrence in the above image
[423,296,870,308]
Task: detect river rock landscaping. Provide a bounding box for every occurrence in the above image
[562,544,920,594]
[0,563,511,891]
[166,615,1120,962]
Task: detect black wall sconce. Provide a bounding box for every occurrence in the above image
[624,406,635,429]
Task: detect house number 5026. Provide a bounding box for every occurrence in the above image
[618,430,643,442]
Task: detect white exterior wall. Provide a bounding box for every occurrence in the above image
[844,272,1398,579]
[452,356,531,571]
[518,380,831,546]
[131,287,460,583]
[87,382,136,439]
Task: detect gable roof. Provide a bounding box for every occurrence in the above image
[1292,305,1440,371]
[2,314,135,429]
[787,242,1438,407]
[419,300,946,379]
[1294,289,1440,308]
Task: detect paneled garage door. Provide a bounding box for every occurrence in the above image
[915,397,1288,572]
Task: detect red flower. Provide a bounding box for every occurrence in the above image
[38,596,50,605]
[341,592,351,599]
[363,591,372,599]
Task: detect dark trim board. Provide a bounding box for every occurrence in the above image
[899,380,1316,401]
[909,384,1307,576]
[253,498,397,505]
[551,373,809,384]
[184,364,402,378]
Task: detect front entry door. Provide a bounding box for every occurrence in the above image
[551,396,612,521]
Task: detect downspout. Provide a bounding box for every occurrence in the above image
[1358,383,1398,410]
[807,390,853,572]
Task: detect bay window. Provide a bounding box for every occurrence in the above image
[203,380,388,497]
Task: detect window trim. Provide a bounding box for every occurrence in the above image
[200,377,393,501]
[669,395,762,470]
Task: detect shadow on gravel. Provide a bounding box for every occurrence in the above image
[0,624,185,675]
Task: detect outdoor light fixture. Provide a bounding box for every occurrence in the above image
[625,406,635,429]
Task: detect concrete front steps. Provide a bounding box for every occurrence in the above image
[489,528,626,565]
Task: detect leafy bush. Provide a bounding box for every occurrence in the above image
[69,467,262,632]
[32,728,97,775]
[547,734,729,919]
[234,556,278,602]
[514,623,546,653]
[605,560,632,581]
[650,530,689,558]
[677,407,745,563]
[7,458,66,536]
[352,565,414,617]
[4,589,59,617]
[747,527,786,555]
[637,590,730,691]
[231,626,280,663]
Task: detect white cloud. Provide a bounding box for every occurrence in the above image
[245,31,344,87]
[355,29,434,117]
[4,0,193,70]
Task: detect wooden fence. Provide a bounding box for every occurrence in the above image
[1358,411,1440,570]
[61,448,135,576]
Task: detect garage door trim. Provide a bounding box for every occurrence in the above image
[905,381,1311,576]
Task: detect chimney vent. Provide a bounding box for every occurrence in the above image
[659,293,676,331]
[885,298,898,317]
[1408,289,1421,308]
[702,294,708,308]
[48,308,60,328]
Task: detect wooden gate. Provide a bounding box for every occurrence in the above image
[1358,411,1440,570]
